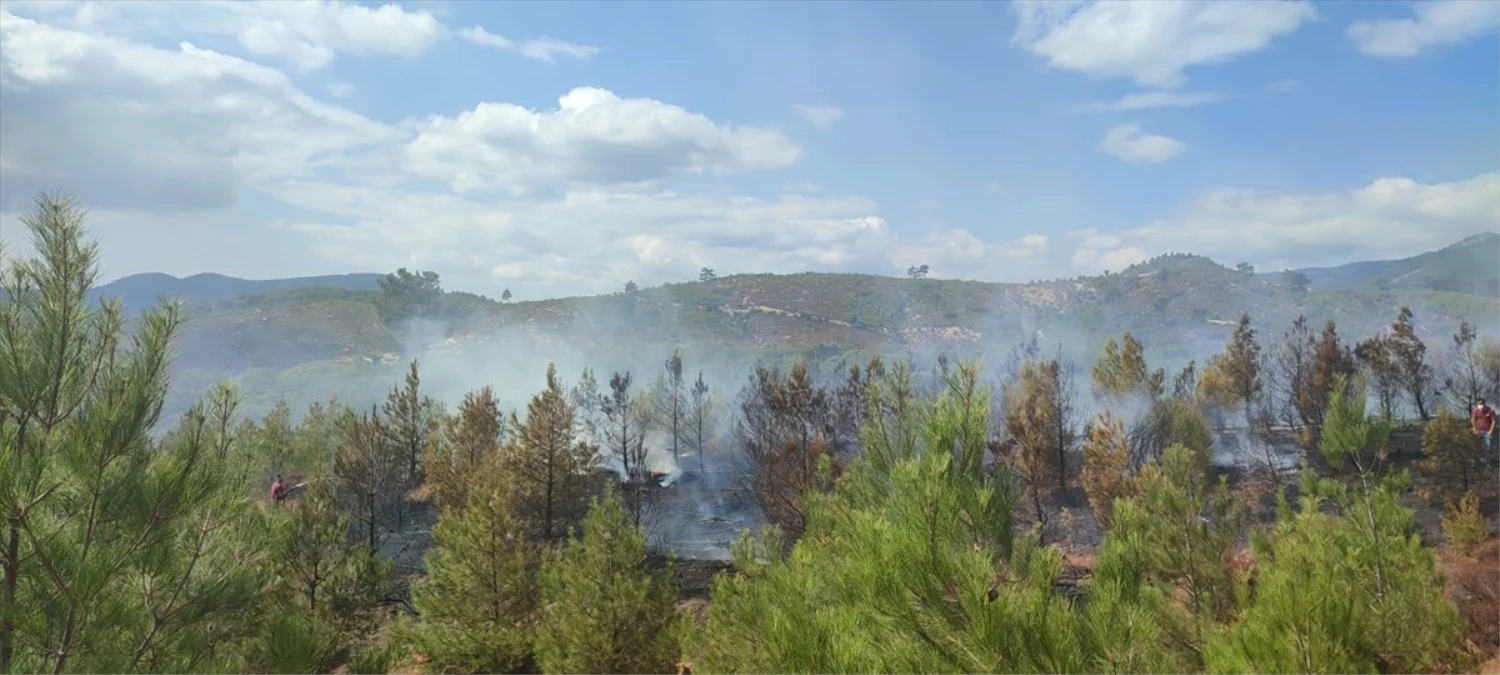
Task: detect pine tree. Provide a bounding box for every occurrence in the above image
[1387,306,1435,420]
[1223,313,1264,430]
[512,364,598,542]
[411,473,538,674]
[1420,406,1487,504]
[1204,470,1463,673]
[1104,445,1244,665]
[603,371,651,485]
[694,362,1084,674]
[262,480,391,673]
[1318,374,1396,479]
[1444,320,1486,410]
[1269,314,1315,434]
[380,359,442,514]
[1128,397,1213,472]
[1080,411,1136,528]
[686,370,714,473]
[1091,331,1165,403]
[1355,334,1403,420]
[332,406,406,557]
[534,487,681,674]
[0,194,266,673]
[1300,319,1357,443]
[422,385,506,511]
[1000,356,1077,535]
[652,350,688,471]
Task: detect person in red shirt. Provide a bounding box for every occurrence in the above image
[1473,398,1497,459]
[269,475,286,504]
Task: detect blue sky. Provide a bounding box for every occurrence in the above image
[0,0,1496,299]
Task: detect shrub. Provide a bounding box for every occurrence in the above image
[1421,407,1489,504]
[1441,491,1489,555]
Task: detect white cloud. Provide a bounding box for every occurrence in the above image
[1011,0,1315,88]
[1082,90,1228,112]
[898,228,1050,281]
[1,1,597,72]
[328,81,356,98]
[1069,173,1500,273]
[792,104,845,129]
[401,87,805,195]
[1096,124,1187,164]
[1348,0,1500,58]
[458,26,600,63]
[1263,78,1299,94]
[230,0,446,72]
[0,7,1043,297]
[0,9,401,211]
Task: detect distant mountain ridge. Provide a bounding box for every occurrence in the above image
[1272,232,1500,297]
[90,234,1499,314]
[74,235,1500,426]
[89,272,385,313]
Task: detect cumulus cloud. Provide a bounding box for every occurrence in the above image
[1011,0,1315,88]
[1082,90,1228,112]
[792,104,845,129]
[0,9,401,212]
[1347,0,1500,57]
[401,87,805,195]
[1096,124,1187,164]
[1069,173,1500,273]
[0,6,1040,297]
[458,26,600,63]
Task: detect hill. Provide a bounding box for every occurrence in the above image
[88,271,385,314]
[114,259,1496,426]
[1273,232,1500,297]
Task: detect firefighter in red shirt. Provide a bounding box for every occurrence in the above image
[1473,398,1497,460]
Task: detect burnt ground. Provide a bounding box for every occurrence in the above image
[647,555,735,602]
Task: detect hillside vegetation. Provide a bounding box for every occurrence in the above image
[5,194,1500,675]
[113,243,1500,422]
[1271,232,1500,297]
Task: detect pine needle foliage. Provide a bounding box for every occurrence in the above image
[1439,490,1488,556]
[259,480,391,674]
[0,193,267,674]
[1204,470,1464,673]
[534,486,681,674]
[1420,406,1489,504]
[1318,374,1396,478]
[692,361,1098,674]
[1080,411,1136,528]
[1100,445,1244,666]
[411,472,538,674]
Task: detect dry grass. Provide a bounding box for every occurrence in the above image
[1438,538,1500,670]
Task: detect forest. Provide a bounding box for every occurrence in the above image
[3,195,1498,674]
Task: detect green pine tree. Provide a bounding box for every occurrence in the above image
[1204,471,1464,673]
[259,479,391,673]
[0,193,268,673]
[534,486,681,674]
[1094,444,1244,667]
[411,473,538,674]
